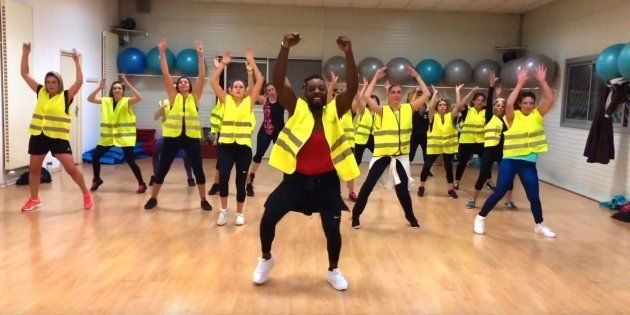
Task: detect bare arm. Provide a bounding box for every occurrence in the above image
[87,79,106,104]
[334,36,358,117]
[363,68,386,116]
[192,41,206,102]
[273,33,300,115]
[327,71,338,103]
[67,49,83,101]
[246,47,264,112]
[352,76,368,115]
[506,68,528,125]
[457,85,478,110]
[210,52,230,104]
[534,65,554,116]
[154,100,168,120]
[120,74,142,105]
[405,65,430,111]
[245,61,254,95]
[428,86,439,123]
[20,43,39,92]
[157,38,177,102]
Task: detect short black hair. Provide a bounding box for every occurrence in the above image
[175,77,193,93]
[303,74,325,88]
[227,79,247,91]
[517,91,536,104]
[370,94,380,105]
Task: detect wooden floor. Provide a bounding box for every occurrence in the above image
[0,158,628,314]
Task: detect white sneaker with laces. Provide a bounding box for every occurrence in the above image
[235,213,245,226]
[473,215,486,235]
[252,256,275,285]
[535,223,556,238]
[327,268,349,291]
[217,209,228,226]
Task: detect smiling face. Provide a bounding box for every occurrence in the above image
[176,77,192,93]
[229,80,246,99]
[473,93,486,110]
[519,96,535,115]
[110,82,125,100]
[304,78,326,108]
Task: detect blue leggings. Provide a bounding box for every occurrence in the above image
[479,158,543,223]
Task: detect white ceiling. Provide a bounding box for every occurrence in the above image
[169,0,557,13]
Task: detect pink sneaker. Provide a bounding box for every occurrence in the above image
[83,193,93,210]
[21,198,42,211]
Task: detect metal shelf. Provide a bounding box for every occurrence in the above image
[110,28,149,37]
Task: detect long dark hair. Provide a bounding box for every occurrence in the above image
[176,77,193,93]
[108,81,125,97]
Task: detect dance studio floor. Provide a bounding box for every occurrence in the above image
[1,159,628,314]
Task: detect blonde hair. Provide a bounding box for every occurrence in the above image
[493,98,506,106]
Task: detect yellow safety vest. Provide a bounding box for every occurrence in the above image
[98,97,136,147]
[484,115,504,148]
[354,111,373,145]
[210,99,223,133]
[373,103,412,157]
[269,98,359,181]
[459,107,486,144]
[162,93,202,139]
[218,95,254,147]
[29,88,72,140]
[340,110,355,148]
[503,109,548,157]
[427,112,458,154]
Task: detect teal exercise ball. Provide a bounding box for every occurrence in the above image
[147,47,175,74]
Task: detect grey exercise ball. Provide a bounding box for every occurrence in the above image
[521,53,557,86]
[473,59,502,87]
[500,59,524,88]
[444,59,473,85]
[358,57,385,81]
[323,56,346,82]
[386,57,413,84]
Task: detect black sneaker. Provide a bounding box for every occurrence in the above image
[352,215,361,229]
[428,171,434,177]
[144,197,157,209]
[187,178,196,187]
[208,183,220,195]
[448,189,458,199]
[246,183,254,197]
[148,175,155,186]
[417,186,425,197]
[201,199,212,211]
[485,182,495,191]
[409,219,420,230]
[90,178,104,192]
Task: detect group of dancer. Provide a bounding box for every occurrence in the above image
[19,32,556,291]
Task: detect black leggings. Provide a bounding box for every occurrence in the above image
[421,153,454,182]
[92,145,144,184]
[154,136,206,185]
[352,157,418,224]
[354,135,374,166]
[218,143,252,202]
[252,129,278,164]
[455,143,484,181]
[475,146,513,191]
[409,134,428,162]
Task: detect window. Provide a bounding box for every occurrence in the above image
[562,55,629,133]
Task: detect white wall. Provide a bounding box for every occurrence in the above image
[522,0,630,201]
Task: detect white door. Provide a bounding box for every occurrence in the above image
[59,51,82,164]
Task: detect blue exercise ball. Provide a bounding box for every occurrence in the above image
[117,47,147,74]
[595,43,625,81]
[415,59,443,85]
[147,47,176,74]
[176,49,199,76]
[617,43,630,81]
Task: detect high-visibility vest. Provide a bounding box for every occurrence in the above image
[373,103,412,157]
[98,97,136,147]
[218,95,254,147]
[484,115,504,148]
[427,112,458,155]
[269,98,359,181]
[28,88,72,140]
[162,93,202,139]
[340,110,355,148]
[459,107,486,144]
[503,109,548,157]
[210,99,223,133]
[354,111,373,145]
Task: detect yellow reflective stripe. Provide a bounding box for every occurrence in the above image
[114,122,136,127]
[113,133,136,138]
[356,131,370,137]
[504,133,528,140]
[374,140,410,149]
[211,124,220,130]
[529,139,547,147]
[29,124,42,130]
[332,148,353,164]
[42,126,70,133]
[211,113,222,120]
[280,127,303,148]
[330,134,348,152]
[529,130,545,138]
[43,115,71,123]
[32,113,44,120]
[344,128,355,132]
[222,133,251,139]
[275,138,296,158]
[222,121,253,127]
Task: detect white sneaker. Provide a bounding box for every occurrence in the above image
[252,256,275,285]
[327,268,349,291]
[535,223,556,238]
[235,213,245,226]
[473,215,486,235]
[217,209,228,226]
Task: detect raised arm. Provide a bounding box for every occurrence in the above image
[211,51,231,104]
[457,84,478,110]
[154,100,168,120]
[352,76,368,115]
[67,49,83,101]
[246,47,264,112]
[363,67,386,116]
[332,36,358,117]
[245,61,254,96]
[273,33,300,114]
[192,41,206,102]
[87,79,106,104]
[534,65,554,116]
[405,65,430,112]
[327,71,339,103]
[157,38,177,101]
[452,84,468,118]
[428,85,439,123]
[506,68,528,125]
[485,71,498,123]
[20,43,39,92]
[121,74,142,105]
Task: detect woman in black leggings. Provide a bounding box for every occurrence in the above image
[144,38,211,211]
[211,49,264,226]
[245,83,285,196]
